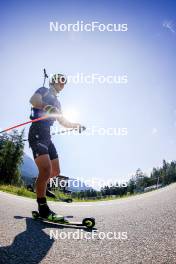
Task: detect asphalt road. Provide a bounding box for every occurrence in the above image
[0,183,176,264]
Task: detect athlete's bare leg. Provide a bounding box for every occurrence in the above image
[50,158,60,178]
[35,154,52,198]
[34,155,64,219]
[47,158,61,190]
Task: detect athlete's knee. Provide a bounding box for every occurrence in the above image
[38,165,52,181]
[51,168,60,177]
[51,158,60,177]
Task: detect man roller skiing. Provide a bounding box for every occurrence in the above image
[28,73,84,221]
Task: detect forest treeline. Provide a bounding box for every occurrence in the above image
[0,131,176,199]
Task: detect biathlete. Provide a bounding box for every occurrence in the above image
[28,73,84,221]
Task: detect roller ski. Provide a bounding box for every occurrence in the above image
[32,210,95,229]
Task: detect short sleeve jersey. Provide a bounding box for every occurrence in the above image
[31,87,61,126]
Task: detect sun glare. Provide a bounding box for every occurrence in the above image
[63,109,80,122]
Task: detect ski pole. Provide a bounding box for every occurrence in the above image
[51,128,76,136]
[50,126,86,136]
[0,115,49,134]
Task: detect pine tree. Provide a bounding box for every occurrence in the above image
[0,130,24,185]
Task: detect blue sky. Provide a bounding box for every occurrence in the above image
[0,0,176,186]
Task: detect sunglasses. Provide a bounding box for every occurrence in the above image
[59,76,67,84]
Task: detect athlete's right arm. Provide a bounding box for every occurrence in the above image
[30,92,58,116]
[30,93,45,109]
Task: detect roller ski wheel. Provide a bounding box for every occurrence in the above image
[32,210,40,219]
[82,217,95,228]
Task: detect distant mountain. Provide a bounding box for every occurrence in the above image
[21,154,92,192]
[21,154,38,184]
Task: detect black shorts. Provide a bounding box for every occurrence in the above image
[28,122,58,160]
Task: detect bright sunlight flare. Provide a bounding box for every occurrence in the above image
[63,108,80,122]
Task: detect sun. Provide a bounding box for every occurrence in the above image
[63,108,80,122]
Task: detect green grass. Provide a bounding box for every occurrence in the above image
[0,184,138,203]
[0,184,129,202]
[0,184,55,201]
[0,184,36,198]
[0,184,76,202]
[72,193,134,202]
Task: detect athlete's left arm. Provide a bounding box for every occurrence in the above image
[57,113,81,129]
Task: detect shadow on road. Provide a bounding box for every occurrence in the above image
[0,216,57,264]
[0,216,96,264]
